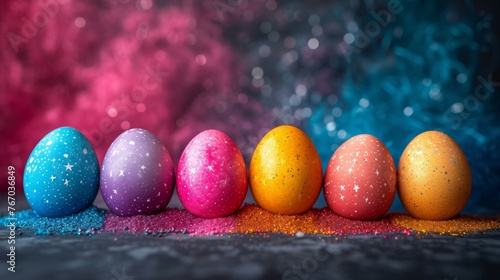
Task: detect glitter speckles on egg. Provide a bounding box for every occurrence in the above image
[176,130,248,218]
[398,131,472,221]
[324,134,397,220]
[249,125,323,215]
[23,127,100,218]
[100,128,175,217]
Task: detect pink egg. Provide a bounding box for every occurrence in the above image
[176,130,248,218]
[324,134,396,220]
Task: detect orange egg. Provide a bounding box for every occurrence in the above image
[249,125,323,215]
[398,131,472,220]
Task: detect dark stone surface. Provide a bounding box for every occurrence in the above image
[1,228,500,280]
[1,195,499,279]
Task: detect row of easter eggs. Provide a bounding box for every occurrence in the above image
[23,126,472,221]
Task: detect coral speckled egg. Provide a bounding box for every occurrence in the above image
[100,128,175,216]
[398,131,472,220]
[249,125,323,215]
[324,134,396,220]
[176,130,247,218]
[23,127,99,217]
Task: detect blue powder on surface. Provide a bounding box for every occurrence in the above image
[0,206,106,235]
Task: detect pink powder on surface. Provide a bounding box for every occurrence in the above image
[102,208,237,236]
[316,208,411,236]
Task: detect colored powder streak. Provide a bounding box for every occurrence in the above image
[0,206,105,235]
[102,208,238,236]
[234,204,320,234]
[316,208,411,236]
[6,205,500,237]
[234,204,410,236]
[390,214,500,235]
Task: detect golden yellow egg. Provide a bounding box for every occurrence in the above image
[249,125,323,215]
[398,131,472,220]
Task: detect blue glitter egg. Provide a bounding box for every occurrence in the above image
[23,127,99,217]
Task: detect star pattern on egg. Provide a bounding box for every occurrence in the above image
[64,163,74,171]
[324,134,397,220]
[23,127,100,217]
[100,128,175,217]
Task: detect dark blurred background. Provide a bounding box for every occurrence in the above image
[1,0,499,213]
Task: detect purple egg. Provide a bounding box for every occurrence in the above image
[177,130,248,218]
[100,128,175,216]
